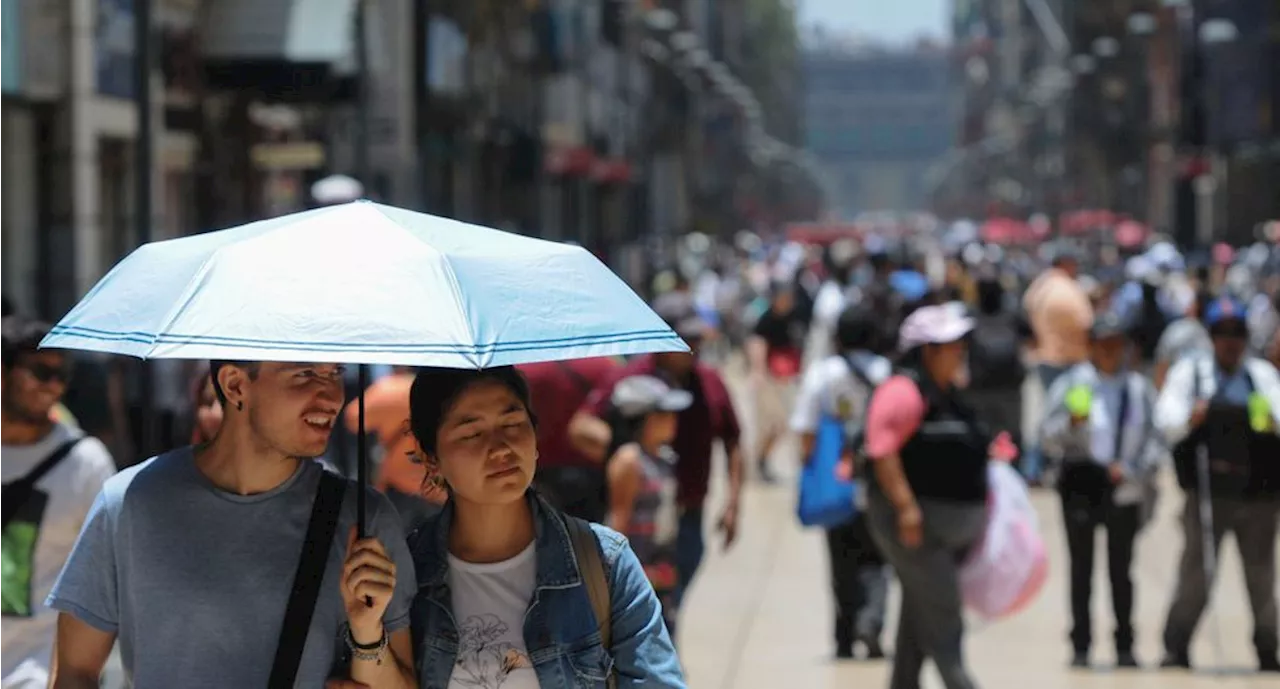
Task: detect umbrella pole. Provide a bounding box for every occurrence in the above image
[357,364,368,539]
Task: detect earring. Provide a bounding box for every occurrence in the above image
[236,401,244,411]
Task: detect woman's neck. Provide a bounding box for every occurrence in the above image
[449,496,536,564]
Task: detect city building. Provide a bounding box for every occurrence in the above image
[801,39,955,217]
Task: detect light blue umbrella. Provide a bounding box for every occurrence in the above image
[42,201,687,367]
[42,201,687,537]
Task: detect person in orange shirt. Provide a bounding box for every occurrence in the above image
[1022,248,1094,482]
[344,367,445,532]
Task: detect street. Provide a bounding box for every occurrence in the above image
[676,375,1277,688]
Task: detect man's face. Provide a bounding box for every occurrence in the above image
[1,351,69,424]
[1210,320,1249,370]
[1090,335,1128,374]
[1057,259,1079,278]
[234,362,345,458]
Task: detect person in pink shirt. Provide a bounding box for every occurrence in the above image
[861,305,994,689]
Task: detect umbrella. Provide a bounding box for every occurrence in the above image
[42,201,688,533]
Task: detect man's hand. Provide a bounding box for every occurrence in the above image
[1189,400,1210,429]
[1108,463,1126,485]
[717,502,739,549]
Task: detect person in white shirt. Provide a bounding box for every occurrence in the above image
[2,315,115,689]
[1154,296,1280,673]
[790,305,892,660]
[1041,312,1163,669]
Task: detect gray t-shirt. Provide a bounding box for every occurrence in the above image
[47,449,415,688]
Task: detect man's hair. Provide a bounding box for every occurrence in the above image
[209,360,261,406]
[2,315,53,368]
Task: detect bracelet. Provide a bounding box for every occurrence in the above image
[346,625,388,664]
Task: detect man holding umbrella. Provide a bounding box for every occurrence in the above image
[1155,297,1280,672]
[46,360,418,687]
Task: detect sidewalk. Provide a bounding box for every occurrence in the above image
[677,377,1275,688]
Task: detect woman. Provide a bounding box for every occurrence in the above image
[861,305,989,689]
[336,365,686,688]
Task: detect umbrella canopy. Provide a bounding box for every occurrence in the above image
[42,201,688,367]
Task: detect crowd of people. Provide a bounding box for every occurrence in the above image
[3,229,1280,688]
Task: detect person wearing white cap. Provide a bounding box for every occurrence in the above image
[606,375,693,638]
[860,305,994,689]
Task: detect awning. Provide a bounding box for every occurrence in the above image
[200,0,359,99]
[202,0,356,63]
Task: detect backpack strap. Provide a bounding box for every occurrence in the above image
[2,437,86,530]
[566,515,616,689]
[268,470,347,689]
[1111,375,1132,465]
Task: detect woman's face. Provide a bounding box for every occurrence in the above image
[923,340,968,385]
[195,377,223,441]
[640,410,679,448]
[431,379,538,506]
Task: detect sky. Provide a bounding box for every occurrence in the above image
[797,0,950,44]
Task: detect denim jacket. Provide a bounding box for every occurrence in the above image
[407,493,687,688]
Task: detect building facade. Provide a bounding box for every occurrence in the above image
[802,41,955,217]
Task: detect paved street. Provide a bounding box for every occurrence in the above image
[677,375,1278,688]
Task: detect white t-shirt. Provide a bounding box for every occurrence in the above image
[790,351,892,433]
[447,542,541,689]
[1,423,115,687]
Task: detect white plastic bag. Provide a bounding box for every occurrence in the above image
[959,461,1049,620]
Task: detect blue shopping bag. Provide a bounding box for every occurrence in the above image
[796,412,859,528]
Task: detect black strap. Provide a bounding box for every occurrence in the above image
[1111,376,1132,464]
[2,437,85,530]
[268,471,347,689]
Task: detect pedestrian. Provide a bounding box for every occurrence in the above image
[1155,296,1280,672]
[746,282,806,482]
[47,360,417,686]
[354,366,686,687]
[343,366,445,534]
[569,311,743,617]
[2,316,116,689]
[1022,246,1094,481]
[519,356,620,523]
[605,375,690,637]
[789,305,892,660]
[861,305,991,689]
[1039,311,1164,668]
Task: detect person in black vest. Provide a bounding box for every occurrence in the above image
[861,305,992,689]
[1040,312,1164,669]
[1155,296,1280,673]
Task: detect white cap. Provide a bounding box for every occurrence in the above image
[898,304,975,352]
[611,375,694,419]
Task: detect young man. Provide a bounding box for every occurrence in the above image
[47,360,417,687]
[2,316,116,689]
[1040,312,1163,669]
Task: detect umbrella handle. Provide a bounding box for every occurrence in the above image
[357,364,372,608]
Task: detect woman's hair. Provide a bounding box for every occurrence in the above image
[408,366,538,456]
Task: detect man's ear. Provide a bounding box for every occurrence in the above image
[219,364,252,410]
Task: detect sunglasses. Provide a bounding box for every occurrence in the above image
[21,362,70,384]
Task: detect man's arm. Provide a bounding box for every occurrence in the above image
[1154,358,1198,445]
[50,613,116,689]
[567,411,612,463]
